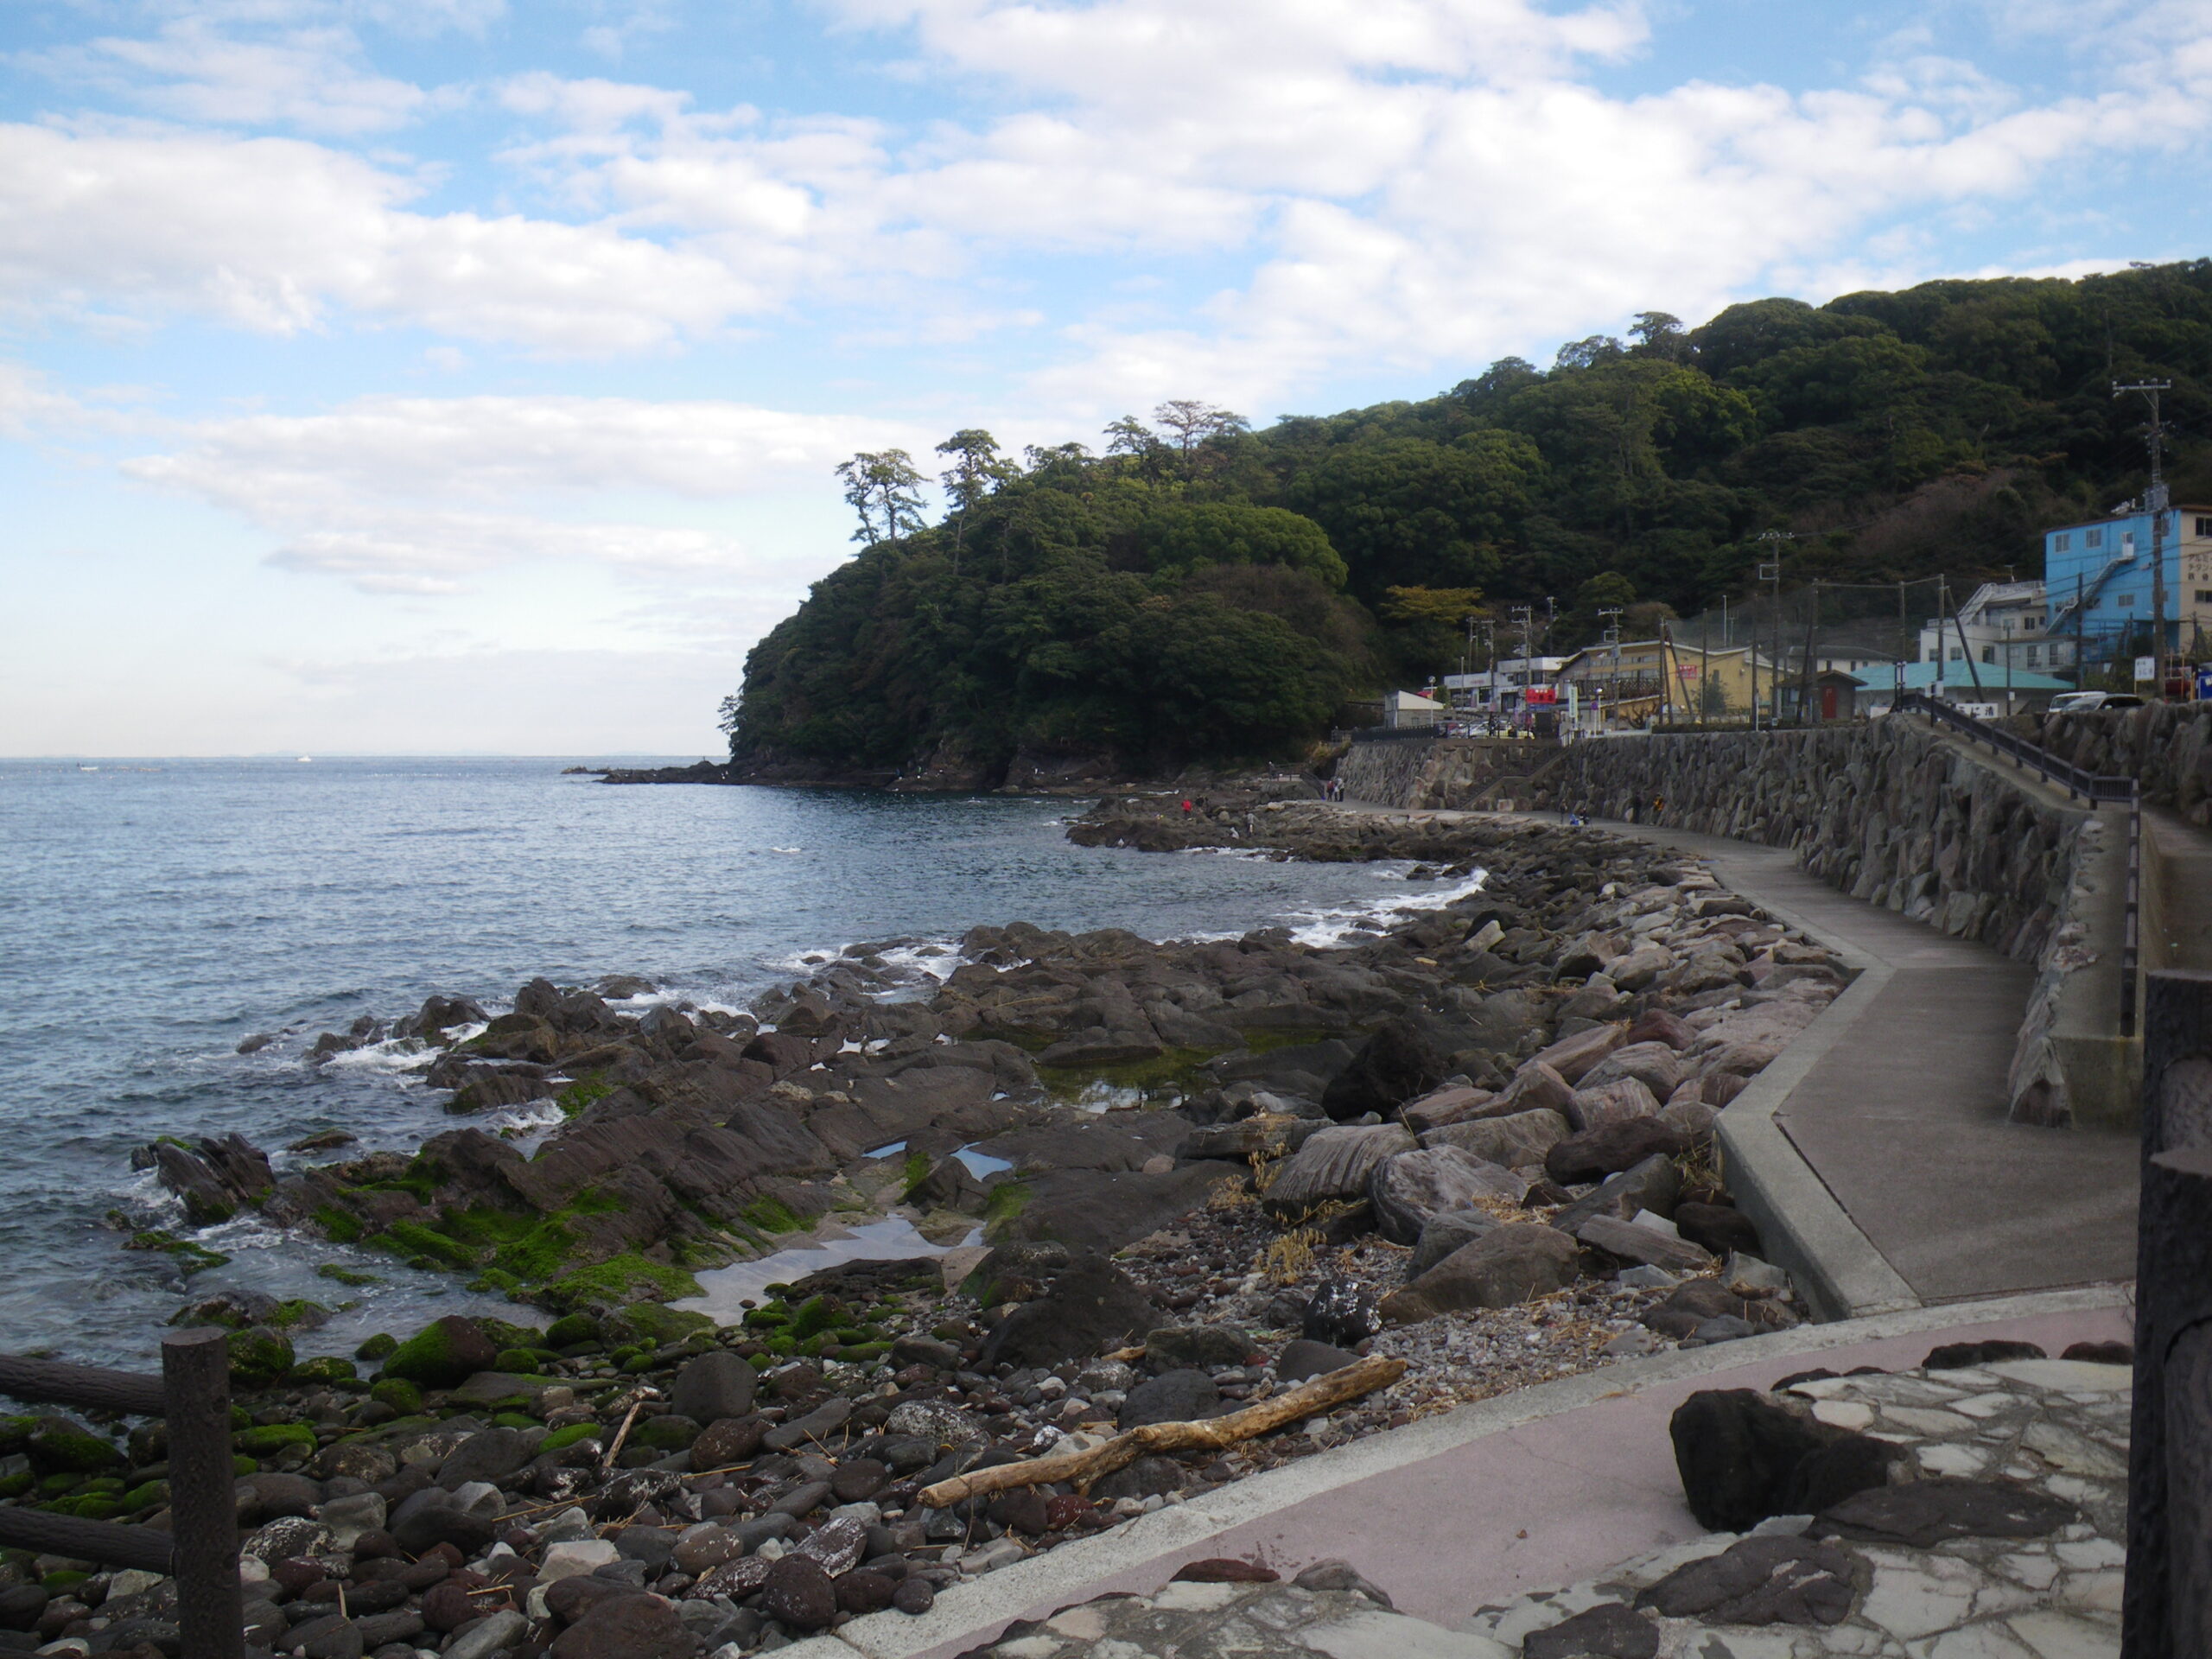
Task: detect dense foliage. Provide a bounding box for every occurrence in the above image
[730,263,2212,773]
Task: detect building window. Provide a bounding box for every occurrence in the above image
[2055,532,2072,551]
[2119,592,2136,607]
[2027,645,2041,665]
[2196,516,2212,537]
[1948,645,1964,662]
[2088,529,2104,548]
[1980,646,1995,663]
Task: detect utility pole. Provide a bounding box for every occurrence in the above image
[1598,607,1624,730]
[1755,533,1786,728]
[2114,379,2174,697]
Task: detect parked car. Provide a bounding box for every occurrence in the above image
[2048,691,2145,713]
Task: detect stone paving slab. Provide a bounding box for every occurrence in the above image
[786,1291,2129,1659]
[953,1351,2129,1659]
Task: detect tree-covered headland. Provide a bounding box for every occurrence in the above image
[728,264,2212,778]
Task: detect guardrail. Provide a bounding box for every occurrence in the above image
[1895,691,2141,1039]
[0,1329,242,1659]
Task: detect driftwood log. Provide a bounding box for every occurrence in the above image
[918,1354,1407,1508]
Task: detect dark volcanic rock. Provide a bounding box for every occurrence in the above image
[1321,1020,1446,1122]
[1812,1478,2074,1548]
[978,1254,1160,1369]
[758,1556,838,1631]
[1923,1339,2045,1370]
[1522,1601,1658,1659]
[1672,1201,1762,1260]
[1274,1338,1361,1382]
[1669,1389,1893,1532]
[549,1592,700,1659]
[1380,1224,1579,1321]
[1118,1369,1219,1429]
[1638,1535,1858,1625]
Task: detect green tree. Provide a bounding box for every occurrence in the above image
[834,449,928,550]
[935,429,1013,570]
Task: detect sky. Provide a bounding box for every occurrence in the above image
[3,0,2210,757]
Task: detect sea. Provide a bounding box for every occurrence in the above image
[0,758,1476,1367]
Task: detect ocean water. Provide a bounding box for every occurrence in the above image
[0,758,1465,1367]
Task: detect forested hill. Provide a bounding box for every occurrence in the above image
[728,263,2212,781]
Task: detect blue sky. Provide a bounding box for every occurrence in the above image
[4,0,2209,755]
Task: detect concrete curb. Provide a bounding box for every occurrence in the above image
[1579,820,1923,1320]
[785,1284,2129,1659]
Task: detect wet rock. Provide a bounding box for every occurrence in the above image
[381,1317,499,1390]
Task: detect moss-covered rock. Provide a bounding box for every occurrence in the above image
[354,1333,397,1362]
[234,1424,316,1456]
[544,1255,701,1309]
[608,1300,712,1347]
[315,1263,380,1287]
[368,1378,423,1416]
[379,1316,497,1389]
[289,1356,358,1385]
[121,1479,168,1512]
[41,1495,118,1521]
[25,1419,124,1477]
[539,1423,600,1453]
[226,1326,296,1389]
[631,1415,701,1452]
[490,1349,542,1376]
[543,1312,600,1347]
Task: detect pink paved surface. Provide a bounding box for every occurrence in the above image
[920,1303,2131,1649]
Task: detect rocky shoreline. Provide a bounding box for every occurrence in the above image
[7,804,1859,1657]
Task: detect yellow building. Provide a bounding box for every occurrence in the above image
[1554,639,1776,728]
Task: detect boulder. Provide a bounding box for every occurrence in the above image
[1522,1602,1657,1659]
[1550,1154,1681,1233]
[1368,1147,1522,1245]
[1674,1202,1762,1260]
[1320,1020,1446,1122]
[1545,1119,1685,1186]
[1273,1339,1361,1382]
[1605,943,1675,993]
[1399,1086,1495,1133]
[1530,1023,1626,1085]
[1264,1125,1415,1216]
[1144,1325,1257,1372]
[1379,1224,1580,1322]
[1420,1108,1569,1170]
[1573,1214,1717,1275]
[1579,1042,1684,1100]
[381,1318,499,1391]
[1669,1389,1894,1531]
[1496,1059,1573,1116]
[1566,1076,1663,1133]
[977,1255,1160,1369]
[1625,1008,1697,1051]
[668,1352,757,1425]
[1658,1098,1719,1146]
[1118,1370,1219,1429]
[1637,1535,1858,1626]
[1809,1478,2075,1548]
[548,1590,702,1658]
[1408,1209,1497,1278]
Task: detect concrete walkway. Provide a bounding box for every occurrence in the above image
[791,1289,2130,1659]
[1596,820,2139,1307]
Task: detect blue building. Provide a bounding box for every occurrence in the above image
[2042,504,2212,665]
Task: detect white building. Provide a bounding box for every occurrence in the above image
[1918,580,2075,678]
[1439,657,1568,715]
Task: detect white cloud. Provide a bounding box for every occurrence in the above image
[29,19,435,135]
[119,391,923,593]
[0,122,765,350]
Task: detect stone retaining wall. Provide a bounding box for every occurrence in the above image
[1337,736,1566,810]
[1554,722,2127,1128]
[2030,701,2212,821]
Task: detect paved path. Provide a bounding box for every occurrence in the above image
[1594,819,2139,1305]
[794,1291,2130,1658]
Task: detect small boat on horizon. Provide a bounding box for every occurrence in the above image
[296,755,313,764]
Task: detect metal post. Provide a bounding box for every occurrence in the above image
[163,1328,244,1659]
[2125,969,2212,1659]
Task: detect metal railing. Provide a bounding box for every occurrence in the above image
[1896,691,2142,1038]
[0,1329,242,1659]
[1895,691,2137,802]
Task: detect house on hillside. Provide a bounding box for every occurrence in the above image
[1852,659,2076,717]
[1554,638,1775,728]
[1382,690,1445,729]
[1920,580,2073,679]
[2043,505,2212,667]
